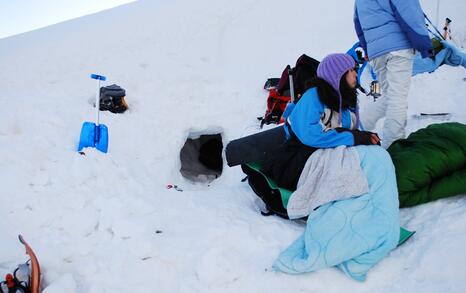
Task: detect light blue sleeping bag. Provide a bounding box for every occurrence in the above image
[273,146,400,281]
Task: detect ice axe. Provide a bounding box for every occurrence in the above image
[443,17,452,40]
[77,74,109,153]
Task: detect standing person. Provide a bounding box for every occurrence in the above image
[354,0,433,148]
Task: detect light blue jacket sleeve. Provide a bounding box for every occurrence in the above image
[288,88,355,148]
[389,0,432,58]
[353,5,367,54]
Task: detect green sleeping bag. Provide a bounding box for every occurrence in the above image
[388,122,466,207]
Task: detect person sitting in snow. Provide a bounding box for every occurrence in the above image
[262,53,380,190]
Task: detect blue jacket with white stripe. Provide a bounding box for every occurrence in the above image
[283,88,356,148]
[354,0,432,59]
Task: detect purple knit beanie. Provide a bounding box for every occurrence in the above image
[317,53,357,126]
[317,53,355,93]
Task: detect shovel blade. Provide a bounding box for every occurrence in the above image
[78,122,96,151]
[78,122,109,153]
[96,124,109,153]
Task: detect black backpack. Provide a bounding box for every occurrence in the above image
[277,54,320,99]
[100,84,128,113]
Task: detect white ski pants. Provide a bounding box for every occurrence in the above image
[362,49,415,149]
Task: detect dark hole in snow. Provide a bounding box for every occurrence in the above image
[180,133,223,183]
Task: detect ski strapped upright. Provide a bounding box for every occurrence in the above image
[0,235,41,293]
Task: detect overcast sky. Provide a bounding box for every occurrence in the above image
[0,0,136,39]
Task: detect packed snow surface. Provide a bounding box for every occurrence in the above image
[1,0,465,292]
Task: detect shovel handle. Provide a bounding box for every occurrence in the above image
[90,74,106,81]
[90,73,106,125]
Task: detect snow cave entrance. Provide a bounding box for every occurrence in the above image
[180,132,223,183]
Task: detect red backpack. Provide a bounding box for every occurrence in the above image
[260,88,291,127]
[260,54,319,128]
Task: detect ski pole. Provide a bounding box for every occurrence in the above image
[443,17,451,40]
[426,26,442,41]
[424,13,445,40]
[288,65,296,103]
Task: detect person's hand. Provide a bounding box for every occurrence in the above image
[369,132,381,145]
[350,130,381,146]
[334,128,381,146]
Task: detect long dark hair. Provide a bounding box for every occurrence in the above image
[303,76,357,112]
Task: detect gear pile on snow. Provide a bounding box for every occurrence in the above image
[99,84,128,114]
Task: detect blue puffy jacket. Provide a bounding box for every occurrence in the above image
[354,0,432,59]
[283,88,356,148]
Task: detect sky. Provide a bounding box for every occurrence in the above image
[0,0,136,39]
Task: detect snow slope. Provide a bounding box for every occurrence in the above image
[0,0,465,292]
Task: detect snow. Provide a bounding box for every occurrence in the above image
[1,0,465,292]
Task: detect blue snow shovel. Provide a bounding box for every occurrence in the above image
[78,74,109,153]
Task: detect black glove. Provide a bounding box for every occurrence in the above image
[335,128,381,146]
[334,127,349,133]
[351,130,381,146]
